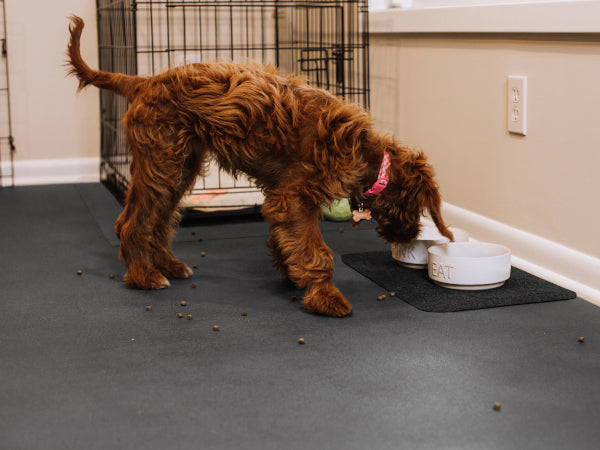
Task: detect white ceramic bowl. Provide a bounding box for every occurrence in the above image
[391,226,469,268]
[427,242,511,290]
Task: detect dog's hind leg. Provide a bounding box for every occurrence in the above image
[115,142,198,289]
[150,153,200,280]
[151,212,193,281]
[263,192,352,317]
[115,163,172,289]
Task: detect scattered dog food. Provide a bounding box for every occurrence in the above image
[146,306,152,312]
[177,313,183,318]
[187,314,193,320]
[338,228,344,233]
[377,294,386,301]
[193,265,198,269]
[197,238,203,242]
[493,402,501,411]
[579,336,585,343]
[390,291,396,297]
[191,283,197,288]
[109,273,115,279]
[77,270,82,275]
[180,300,186,306]
[201,252,206,257]
[241,311,248,316]
[191,231,196,236]
[298,338,305,345]
[213,325,219,331]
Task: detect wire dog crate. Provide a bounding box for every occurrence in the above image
[0,0,15,188]
[96,0,370,213]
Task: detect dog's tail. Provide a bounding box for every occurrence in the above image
[409,150,455,242]
[66,15,144,100]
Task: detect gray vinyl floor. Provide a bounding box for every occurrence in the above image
[1,183,599,450]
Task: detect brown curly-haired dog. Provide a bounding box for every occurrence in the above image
[67,16,453,317]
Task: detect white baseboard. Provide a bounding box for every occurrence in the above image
[442,202,600,307]
[1,157,100,186]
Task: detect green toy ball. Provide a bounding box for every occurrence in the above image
[321,198,352,222]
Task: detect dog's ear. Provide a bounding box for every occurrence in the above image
[391,149,454,242]
[424,182,454,242]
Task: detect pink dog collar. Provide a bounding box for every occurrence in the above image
[364,152,391,196]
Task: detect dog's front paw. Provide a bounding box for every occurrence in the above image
[125,270,171,290]
[159,261,193,279]
[302,283,352,317]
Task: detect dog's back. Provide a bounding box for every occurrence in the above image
[67,14,314,115]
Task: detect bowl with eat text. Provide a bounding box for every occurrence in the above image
[391,226,468,268]
[427,242,511,290]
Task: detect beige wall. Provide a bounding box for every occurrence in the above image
[5,0,99,162]
[370,33,600,259]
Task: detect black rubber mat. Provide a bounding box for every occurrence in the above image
[342,251,577,312]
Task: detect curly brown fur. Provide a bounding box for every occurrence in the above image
[67,16,453,317]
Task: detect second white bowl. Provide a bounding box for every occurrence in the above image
[427,242,511,290]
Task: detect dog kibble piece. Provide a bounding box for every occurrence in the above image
[493,402,501,411]
[177,313,183,318]
[193,264,198,269]
[191,231,196,236]
[146,306,152,312]
[339,228,344,233]
[213,325,219,331]
[109,273,115,279]
[191,282,197,288]
[298,338,305,345]
[197,238,203,243]
[180,300,187,306]
[579,336,585,343]
[291,296,297,301]
[390,291,396,297]
[77,270,82,275]
[201,252,206,257]
[241,311,248,316]
[186,314,193,320]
